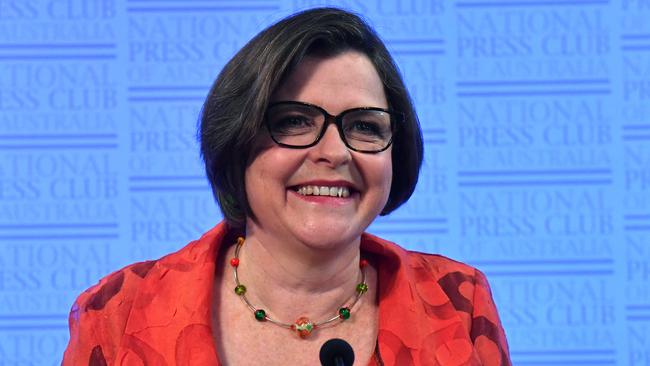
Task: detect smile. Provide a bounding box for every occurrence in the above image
[295,185,351,198]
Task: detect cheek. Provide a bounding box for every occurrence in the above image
[381,160,393,200]
[244,137,281,184]
[364,154,392,200]
[244,157,270,210]
[244,149,298,197]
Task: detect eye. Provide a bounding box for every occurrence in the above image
[268,114,315,135]
[346,120,383,136]
[343,114,391,142]
[341,109,392,141]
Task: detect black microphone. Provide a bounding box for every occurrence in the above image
[319,338,355,366]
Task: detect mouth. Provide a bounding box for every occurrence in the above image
[293,185,352,198]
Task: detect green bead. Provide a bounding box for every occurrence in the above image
[234,284,246,295]
[356,283,368,294]
[255,309,266,321]
[338,307,351,320]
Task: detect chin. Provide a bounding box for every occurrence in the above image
[292,220,364,250]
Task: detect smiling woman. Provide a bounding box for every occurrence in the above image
[244,52,394,255]
[62,7,511,366]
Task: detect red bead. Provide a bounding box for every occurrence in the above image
[359,259,368,268]
[230,258,240,267]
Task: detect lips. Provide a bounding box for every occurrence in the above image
[289,180,359,199]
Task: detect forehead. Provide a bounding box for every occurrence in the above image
[271,51,388,112]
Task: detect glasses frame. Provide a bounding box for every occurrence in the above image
[265,101,402,153]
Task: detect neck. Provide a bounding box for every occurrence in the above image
[231,225,363,322]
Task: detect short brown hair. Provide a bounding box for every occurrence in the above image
[200,7,423,228]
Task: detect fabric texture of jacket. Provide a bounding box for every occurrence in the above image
[63,222,511,365]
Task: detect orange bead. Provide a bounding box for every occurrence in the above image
[292,317,314,338]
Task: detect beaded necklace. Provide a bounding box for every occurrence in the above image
[230,237,369,338]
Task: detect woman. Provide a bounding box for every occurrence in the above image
[63,7,511,366]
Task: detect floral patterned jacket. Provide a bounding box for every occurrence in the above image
[63,222,511,365]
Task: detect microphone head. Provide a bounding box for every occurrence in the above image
[319,338,355,366]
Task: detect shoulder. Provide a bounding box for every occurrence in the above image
[362,234,513,364]
[404,250,495,309]
[364,234,493,307]
[364,233,484,283]
[406,250,490,288]
[70,236,205,319]
[72,259,156,316]
[402,248,510,362]
[71,232,219,317]
[62,259,159,364]
[72,222,227,315]
[408,250,479,276]
[63,223,228,364]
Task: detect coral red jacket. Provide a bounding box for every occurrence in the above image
[63,222,511,365]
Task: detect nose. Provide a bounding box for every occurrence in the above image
[309,123,351,166]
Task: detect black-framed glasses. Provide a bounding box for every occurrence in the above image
[265,101,402,153]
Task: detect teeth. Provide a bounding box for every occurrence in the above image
[296,185,351,197]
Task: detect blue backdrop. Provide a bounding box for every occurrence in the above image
[0,0,649,365]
